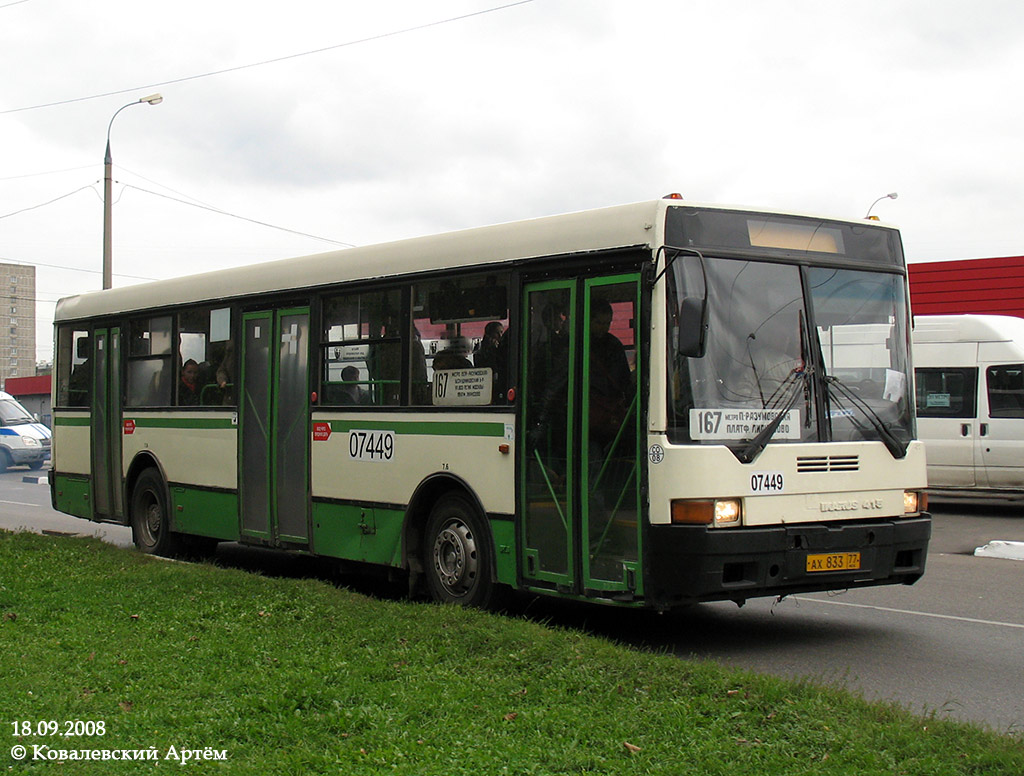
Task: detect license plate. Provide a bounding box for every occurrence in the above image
[806,552,861,573]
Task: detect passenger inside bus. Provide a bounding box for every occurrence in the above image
[526,301,570,456]
[338,365,370,405]
[179,359,201,406]
[68,335,91,407]
[588,298,632,448]
[433,336,473,370]
[214,341,235,405]
[368,313,404,405]
[474,322,504,370]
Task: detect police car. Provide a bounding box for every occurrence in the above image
[0,391,50,471]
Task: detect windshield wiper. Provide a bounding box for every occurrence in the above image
[736,369,809,464]
[824,375,908,459]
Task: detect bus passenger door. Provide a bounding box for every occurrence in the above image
[240,309,311,546]
[581,276,641,596]
[520,281,576,588]
[520,276,642,598]
[90,327,124,521]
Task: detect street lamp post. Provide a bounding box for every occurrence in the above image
[102,93,163,290]
[864,191,898,220]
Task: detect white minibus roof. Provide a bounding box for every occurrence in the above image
[913,314,1024,345]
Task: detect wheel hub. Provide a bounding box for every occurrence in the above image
[432,519,478,597]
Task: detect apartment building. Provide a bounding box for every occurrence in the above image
[0,263,36,383]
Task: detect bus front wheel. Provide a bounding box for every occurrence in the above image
[130,469,183,557]
[423,494,495,608]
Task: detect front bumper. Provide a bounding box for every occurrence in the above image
[9,446,47,464]
[645,515,931,609]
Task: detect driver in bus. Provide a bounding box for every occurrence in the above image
[731,325,805,408]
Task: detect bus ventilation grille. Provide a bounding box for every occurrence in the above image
[796,455,860,473]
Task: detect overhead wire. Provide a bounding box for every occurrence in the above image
[0,165,95,182]
[0,256,157,282]
[1,1,537,115]
[0,186,96,221]
[4,0,539,362]
[2,175,354,246]
[119,184,355,247]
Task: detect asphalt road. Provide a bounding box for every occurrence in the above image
[1,467,1022,733]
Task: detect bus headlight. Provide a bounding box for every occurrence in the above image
[671,498,743,527]
[903,490,926,516]
[714,499,742,526]
[21,436,41,447]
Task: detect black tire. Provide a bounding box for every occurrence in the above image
[423,493,498,608]
[28,460,44,471]
[130,468,184,556]
[0,449,11,474]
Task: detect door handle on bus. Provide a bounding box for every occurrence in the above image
[980,423,989,436]
[961,424,970,437]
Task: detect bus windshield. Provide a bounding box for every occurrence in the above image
[666,256,914,457]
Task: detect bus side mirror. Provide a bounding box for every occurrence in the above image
[677,297,707,358]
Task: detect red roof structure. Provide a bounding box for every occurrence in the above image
[908,256,1024,318]
[4,374,51,397]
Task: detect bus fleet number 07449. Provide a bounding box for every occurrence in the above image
[348,430,395,462]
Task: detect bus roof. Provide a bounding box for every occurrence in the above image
[913,314,1024,344]
[55,198,901,322]
[55,200,664,322]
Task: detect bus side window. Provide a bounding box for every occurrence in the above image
[126,317,173,407]
[321,289,402,407]
[176,307,235,407]
[411,274,510,407]
[57,326,92,407]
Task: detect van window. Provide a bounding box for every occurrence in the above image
[986,365,1024,418]
[915,367,977,418]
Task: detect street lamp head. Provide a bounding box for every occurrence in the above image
[141,93,163,105]
[865,191,899,220]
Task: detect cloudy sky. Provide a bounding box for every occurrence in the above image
[3,0,1024,362]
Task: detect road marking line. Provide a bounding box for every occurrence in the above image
[796,596,1024,630]
[0,499,47,508]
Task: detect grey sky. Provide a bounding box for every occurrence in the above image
[3,0,1023,361]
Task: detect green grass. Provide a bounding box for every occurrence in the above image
[1,530,1021,775]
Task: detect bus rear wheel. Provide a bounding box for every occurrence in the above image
[423,494,495,608]
[130,468,184,557]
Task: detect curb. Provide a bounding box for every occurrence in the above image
[975,541,1024,561]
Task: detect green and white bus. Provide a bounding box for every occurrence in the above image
[51,197,930,610]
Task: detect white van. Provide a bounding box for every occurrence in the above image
[0,390,51,472]
[912,315,1024,498]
